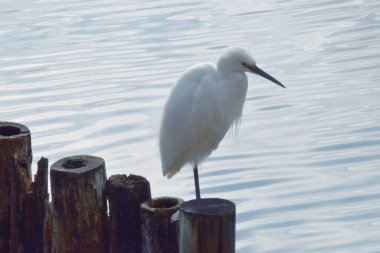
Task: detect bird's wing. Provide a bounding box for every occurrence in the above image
[159,63,220,178]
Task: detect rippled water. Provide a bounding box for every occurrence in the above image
[1,0,380,252]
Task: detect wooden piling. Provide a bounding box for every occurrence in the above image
[106,174,151,253]
[21,157,49,253]
[0,122,32,253]
[44,202,53,253]
[179,198,236,253]
[50,155,108,253]
[1,121,238,253]
[140,197,184,253]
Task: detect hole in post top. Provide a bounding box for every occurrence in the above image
[62,159,87,169]
[149,197,180,209]
[0,126,21,136]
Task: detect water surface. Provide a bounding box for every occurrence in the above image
[1,0,380,252]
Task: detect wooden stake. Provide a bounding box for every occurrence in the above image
[107,174,151,253]
[50,155,108,253]
[141,197,184,253]
[44,203,52,253]
[0,122,32,253]
[20,157,49,253]
[179,198,236,253]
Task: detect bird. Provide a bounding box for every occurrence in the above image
[159,46,285,200]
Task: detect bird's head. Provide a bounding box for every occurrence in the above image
[217,46,285,88]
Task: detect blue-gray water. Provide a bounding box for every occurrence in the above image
[1,0,380,252]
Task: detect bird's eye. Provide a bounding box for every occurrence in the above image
[242,62,249,68]
[243,62,254,69]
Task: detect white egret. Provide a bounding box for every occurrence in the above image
[159,46,285,199]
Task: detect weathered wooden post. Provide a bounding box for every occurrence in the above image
[44,203,52,253]
[107,174,151,253]
[179,198,236,253]
[21,157,49,253]
[50,155,108,253]
[140,197,184,253]
[0,122,32,253]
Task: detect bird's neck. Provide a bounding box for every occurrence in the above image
[217,72,248,105]
[218,69,247,86]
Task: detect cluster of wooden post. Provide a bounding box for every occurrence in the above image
[0,122,235,253]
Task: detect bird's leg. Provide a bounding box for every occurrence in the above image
[193,166,201,200]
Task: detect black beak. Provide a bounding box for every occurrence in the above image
[249,65,286,89]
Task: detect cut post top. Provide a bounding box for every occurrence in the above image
[141,197,184,213]
[50,155,105,177]
[0,122,30,138]
[180,198,235,215]
[107,174,149,189]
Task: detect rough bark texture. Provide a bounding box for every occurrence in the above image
[107,174,151,253]
[140,197,184,253]
[20,157,49,253]
[44,203,52,253]
[179,198,236,253]
[50,155,108,253]
[0,122,32,253]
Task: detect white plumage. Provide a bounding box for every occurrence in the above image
[159,46,285,198]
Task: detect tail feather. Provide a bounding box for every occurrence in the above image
[164,167,179,179]
[160,133,184,179]
[162,157,186,179]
